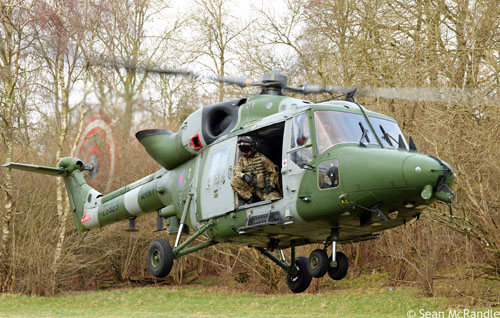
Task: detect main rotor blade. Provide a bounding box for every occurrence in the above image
[205,75,259,88]
[290,84,497,105]
[285,84,351,95]
[89,58,199,79]
[88,58,259,88]
[87,57,499,105]
[355,87,498,105]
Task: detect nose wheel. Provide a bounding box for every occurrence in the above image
[328,251,348,280]
[308,249,329,278]
[307,237,349,281]
[326,232,349,280]
[307,249,349,280]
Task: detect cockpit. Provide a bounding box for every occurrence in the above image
[312,110,408,154]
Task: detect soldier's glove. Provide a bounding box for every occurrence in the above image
[242,173,254,186]
[264,185,275,195]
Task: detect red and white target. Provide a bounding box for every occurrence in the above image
[73,114,116,192]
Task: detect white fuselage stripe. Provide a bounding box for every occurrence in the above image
[124,186,144,216]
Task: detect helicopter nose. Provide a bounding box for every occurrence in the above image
[402,155,455,203]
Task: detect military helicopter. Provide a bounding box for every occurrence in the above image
[3,65,456,293]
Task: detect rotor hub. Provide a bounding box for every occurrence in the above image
[260,71,287,95]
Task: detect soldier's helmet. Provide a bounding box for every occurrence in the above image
[238,136,257,154]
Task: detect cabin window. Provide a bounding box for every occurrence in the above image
[314,111,378,153]
[206,147,228,189]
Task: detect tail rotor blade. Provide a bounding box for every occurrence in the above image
[3,162,66,176]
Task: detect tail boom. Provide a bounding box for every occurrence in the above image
[4,157,166,232]
[79,173,165,231]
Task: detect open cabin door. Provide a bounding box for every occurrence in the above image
[199,137,238,220]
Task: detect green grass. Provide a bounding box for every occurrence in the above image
[0,275,497,318]
[0,285,439,318]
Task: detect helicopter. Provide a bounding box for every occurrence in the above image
[3,66,456,293]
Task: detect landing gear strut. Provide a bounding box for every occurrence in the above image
[146,219,215,279]
[256,236,350,293]
[256,246,312,293]
[328,251,348,280]
[326,236,348,280]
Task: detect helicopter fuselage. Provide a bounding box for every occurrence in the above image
[69,95,454,251]
[2,71,456,293]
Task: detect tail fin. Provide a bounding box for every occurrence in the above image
[3,157,97,232]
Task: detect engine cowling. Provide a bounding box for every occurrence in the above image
[136,98,246,170]
[136,129,197,170]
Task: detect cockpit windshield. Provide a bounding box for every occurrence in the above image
[314,111,378,153]
[369,117,408,149]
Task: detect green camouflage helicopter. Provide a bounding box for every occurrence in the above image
[3,67,455,293]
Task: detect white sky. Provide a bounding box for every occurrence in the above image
[168,0,288,20]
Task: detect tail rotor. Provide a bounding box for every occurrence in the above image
[73,114,117,192]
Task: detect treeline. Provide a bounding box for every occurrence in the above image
[1,0,499,300]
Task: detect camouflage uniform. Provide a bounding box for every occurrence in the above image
[230,152,280,201]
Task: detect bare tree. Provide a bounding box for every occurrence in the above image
[0,0,35,292]
[191,0,251,102]
[30,0,90,294]
[90,0,181,141]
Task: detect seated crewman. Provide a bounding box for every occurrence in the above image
[230,136,280,203]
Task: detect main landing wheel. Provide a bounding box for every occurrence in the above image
[308,249,329,278]
[328,251,348,281]
[286,256,312,293]
[147,238,174,278]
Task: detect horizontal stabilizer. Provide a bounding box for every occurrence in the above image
[2,162,66,176]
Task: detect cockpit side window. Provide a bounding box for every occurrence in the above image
[291,113,311,148]
[289,113,313,168]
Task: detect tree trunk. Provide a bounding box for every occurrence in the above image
[0,105,15,292]
[0,3,19,290]
[52,53,69,294]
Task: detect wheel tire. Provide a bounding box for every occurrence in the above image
[147,238,174,278]
[308,249,329,278]
[286,256,312,293]
[327,251,348,281]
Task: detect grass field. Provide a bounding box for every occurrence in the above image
[0,275,498,318]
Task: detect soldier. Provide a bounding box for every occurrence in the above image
[230,136,280,203]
